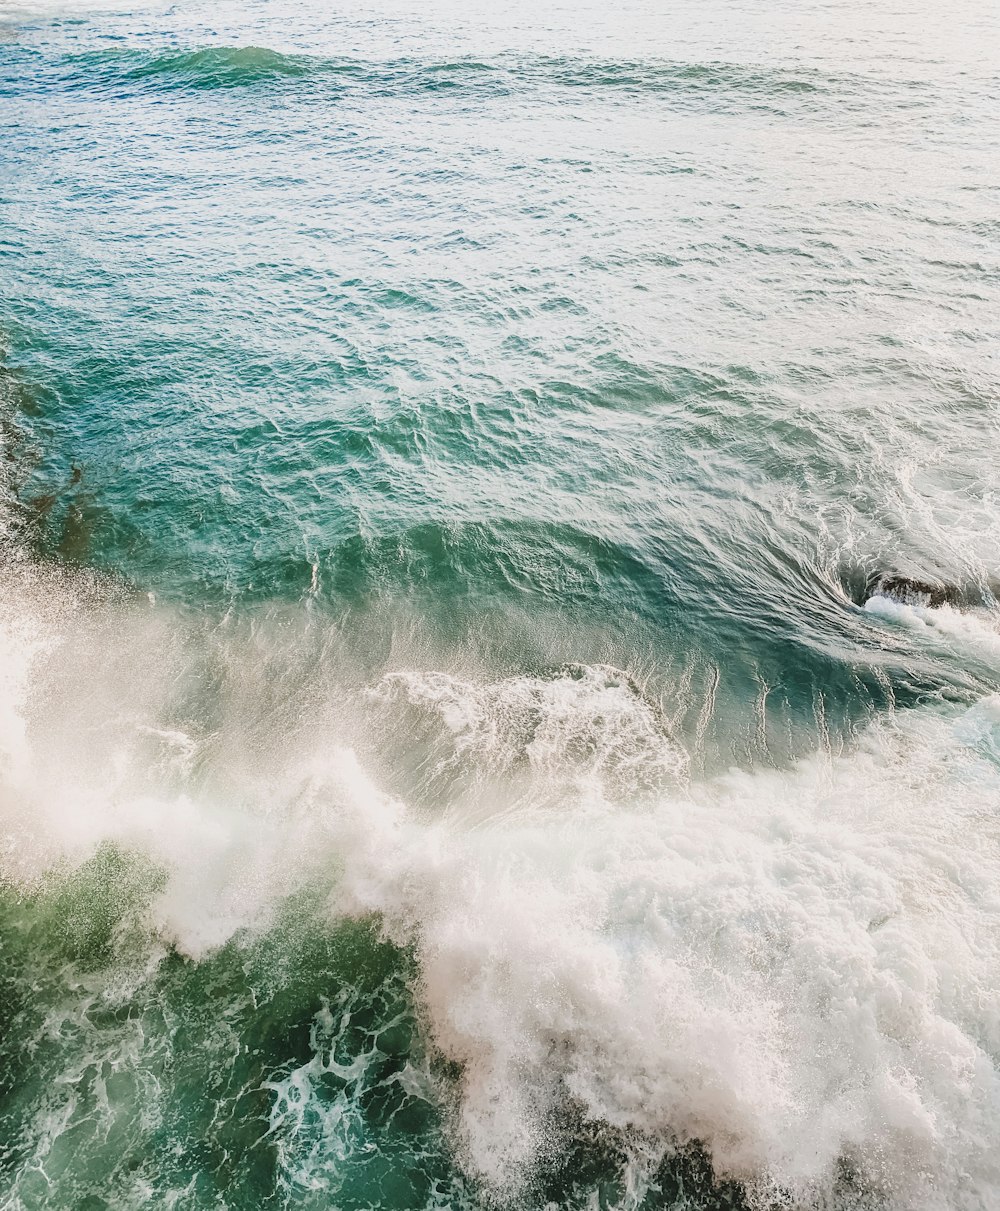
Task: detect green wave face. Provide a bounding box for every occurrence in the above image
[2,0,1000,1207]
[122,44,315,87]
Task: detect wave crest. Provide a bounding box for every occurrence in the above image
[124,45,313,89]
[60,45,846,108]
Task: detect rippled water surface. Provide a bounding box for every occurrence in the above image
[2,0,1000,1207]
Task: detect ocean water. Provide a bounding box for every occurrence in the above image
[1,0,1000,1207]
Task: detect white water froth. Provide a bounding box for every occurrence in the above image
[2,570,1000,1208]
[864,593,1000,663]
[369,664,687,816]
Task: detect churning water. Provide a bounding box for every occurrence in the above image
[1,0,1000,1207]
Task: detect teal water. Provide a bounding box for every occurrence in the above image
[2,0,1000,1207]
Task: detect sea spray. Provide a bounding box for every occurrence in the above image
[2,558,1000,1206]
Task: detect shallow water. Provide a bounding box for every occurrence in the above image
[1,0,1000,1207]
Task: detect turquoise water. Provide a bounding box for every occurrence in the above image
[2,0,1000,1206]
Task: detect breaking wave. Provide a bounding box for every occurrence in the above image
[2,537,1000,1209]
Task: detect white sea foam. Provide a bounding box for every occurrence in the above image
[865,593,1000,661]
[316,716,1000,1208]
[2,567,1000,1208]
[368,664,687,817]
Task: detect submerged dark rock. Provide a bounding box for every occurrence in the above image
[865,573,961,609]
